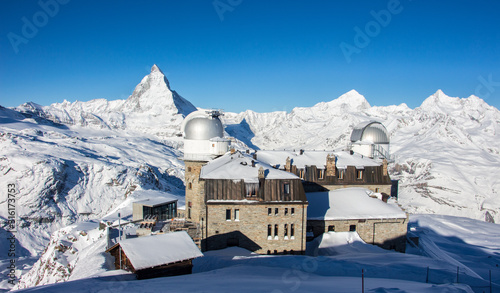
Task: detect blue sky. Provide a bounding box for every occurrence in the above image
[1,0,499,113]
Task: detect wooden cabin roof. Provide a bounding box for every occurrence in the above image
[106,231,203,271]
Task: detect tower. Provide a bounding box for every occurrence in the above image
[181,110,230,224]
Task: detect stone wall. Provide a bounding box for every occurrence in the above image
[184,160,207,224]
[308,216,407,252]
[205,202,308,254]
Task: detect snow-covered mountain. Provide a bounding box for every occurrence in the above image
[1,65,500,290]
[223,89,500,223]
[16,65,196,137]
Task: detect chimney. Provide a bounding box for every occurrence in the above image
[253,151,257,160]
[258,167,265,179]
[230,148,236,154]
[382,159,388,176]
[326,154,336,177]
[251,160,255,167]
[285,157,291,172]
[246,149,250,154]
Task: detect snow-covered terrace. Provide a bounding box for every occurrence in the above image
[307,188,407,220]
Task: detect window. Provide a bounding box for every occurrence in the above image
[188,182,192,190]
[275,208,279,216]
[291,224,295,238]
[328,225,335,232]
[318,169,324,179]
[285,208,288,216]
[291,208,295,215]
[245,182,259,197]
[338,170,344,180]
[356,169,363,180]
[375,188,380,193]
[283,183,290,195]
[284,224,288,238]
[267,250,271,255]
[188,208,191,219]
[226,209,231,221]
[349,225,356,232]
[234,209,239,221]
[187,167,192,172]
[268,225,272,238]
[299,169,305,179]
[274,224,279,238]
[268,208,272,216]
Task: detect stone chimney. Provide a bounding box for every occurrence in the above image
[285,157,291,172]
[251,160,255,167]
[382,159,388,176]
[258,167,265,179]
[230,148,236,154]
[326,154,336,177]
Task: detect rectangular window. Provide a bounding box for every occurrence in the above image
[283,182,290,195]
[274,224,279,238]
[349,225,356,232]
[356,169,363,180]
[338,170,344,180]
[226,209,231,221]
[267,225,272,238]
[284,224,288,237]
[318,169,324,179]
[188,208,191,219]
[291,224,295,238]
[291,208,295,215]
[275,208,279,216]
[234,209,239,221]
[328,225,335,232]
[299,169,304,179]
[285,208,288,216]
[268,208,272,216]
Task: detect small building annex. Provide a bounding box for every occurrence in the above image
[306,187,407,252]
[106,231,203,279]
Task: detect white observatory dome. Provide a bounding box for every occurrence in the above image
[182,110,224,140]
[182,110,230,161]
[350,121,389,144]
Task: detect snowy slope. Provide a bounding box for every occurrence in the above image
[13,214,500,293]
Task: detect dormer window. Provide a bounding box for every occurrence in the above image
[356,169,363,180]
[245,182,259,197]
[283,182,290,195]
[338,170,345,180]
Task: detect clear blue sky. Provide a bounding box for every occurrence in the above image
[1,0,499,113]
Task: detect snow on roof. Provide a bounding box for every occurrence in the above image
[132,190,181,207]
[307,188,407,220]
[134,197,177,207]
[200,151,298,182]
[116,231,203,270]
[256,150,380,170]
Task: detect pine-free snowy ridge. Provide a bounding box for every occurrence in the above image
[1,65,499,291]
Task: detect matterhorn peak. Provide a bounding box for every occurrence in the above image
[121,64,196,116]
